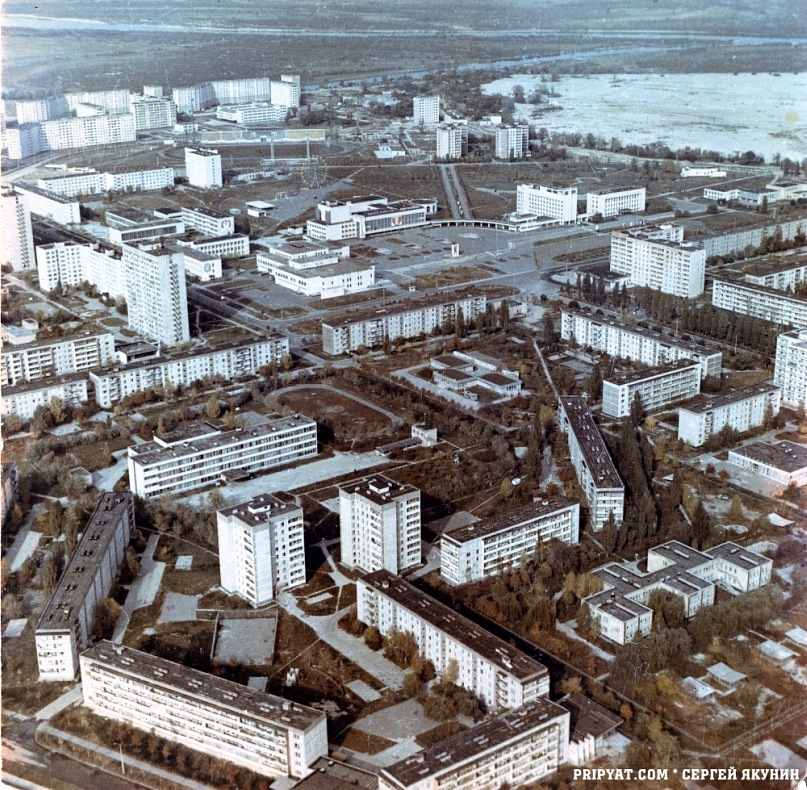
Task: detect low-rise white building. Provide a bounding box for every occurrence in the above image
[80,641,328,779]
[431,351,523,399]
[14,182,80,225]
[774,328,807,408]
[127,415,318,498]
[217,494,306,606]
[1,375,89,422]
[557,396,624,531]
[339,476,421,575]
[681,166,727,178]
[560,308,722,379]
[35,494,134,680]
[712,277,807,328]
[441,498,580,586]
[728,440,807,488]
[378,699,569,790]
[586,186,645,218]
[357,570,550,709]
[38,167,175,197]
[108,218,186,247]
[175,245,222,281]
[516,184,577,224]
[677,383,781,447]
[176,233,250,259]
[602,359,701,418]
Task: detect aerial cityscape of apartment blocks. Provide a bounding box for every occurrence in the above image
[602,359,702,418]
[357,570,550,709]
[774,328,807,408]
[35,493,135,680]
[440,497,580,585]
[217,494,306,606]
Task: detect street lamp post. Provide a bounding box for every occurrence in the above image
[119,742,126,775]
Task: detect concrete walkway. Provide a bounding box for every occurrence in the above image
[556,620,615,661]
[34,684,82,722]
[112,533,165,643]
[92,448,131,492]
[6,503,44,573]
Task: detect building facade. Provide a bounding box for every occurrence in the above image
[80,641,328,779]
[441,498,580,586]
[212,77,272,106]
[436,124,468,160]
[712,277,807,328]
[701,217,807,259]
[494,124,529,159]
[728,440,807,488]
[185,147,223,188]
[586,187,646,218]
[35,493,135,680]
[38,166,175,196]
[14,182,80,225]
[217,494,306,606]
[413,96,440,126]
[306,196,436,242]
[0,374,89,422]
[181,206,235,237]
[602,360,701,418]
[270,75,301,108]
[129,96,176,130]
[339,476,421,575]
[358,570,550,709]
[1,186,35,270]
[216,102,288,124]
[774,328,807,408]
[36,241,126,298]
[516,184,578,223]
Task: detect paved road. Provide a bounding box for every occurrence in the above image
[439,165,461,219]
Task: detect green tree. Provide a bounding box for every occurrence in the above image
[630,392,644,426]
[40,554,59,595]
[206,395,221,421]
[542,312,555,345]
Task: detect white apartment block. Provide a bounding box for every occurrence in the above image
[270,75,301,108]
[441,498,580,586]
[677,383,781,447]
[742,255,807,291]
[774,328,807,408]
[123,243,190,347]
[143,85,164,98]
[2,330,116,387]
[181,206,235,237]
[34,114,137,154]
[185,146,223,188]
[358,570,549,709]
[728,440,807,488]
[322,291,486,355]
[5,124,46,160]
[379,699,569,790]
[436,124,468,159]
[217,494,306,606]
[216,103,288,124]
[584,540,773,645]
[339,476,421,575]
[172,83,217,114]
[80,642,328,779]
[413,95,440,126]
[38,167,175,197]
[14,182,80,225]
[1,375,89,422]
[712,277,807,328]
[129,95,177,131]
[586,186,646,218]
[495,124,529,159]
[557,397,624,531]
[212,77,272,106]
[35,493,134,680]
[560,308,722,379]
[1,186,35,270]
[127,415,318,498]
[89,336,289,408]
[610,225,705,298]
[64,89,130,115]
[516,184,578,223]
[15,96,69,124]
[702,217,807,259]
[602,359,701,418]
[176,233,249,259]
[306,196,436,242]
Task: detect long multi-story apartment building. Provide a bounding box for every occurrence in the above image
[36,241,126,298]
[7,114,138,159]
[35,493,135,680]
[700,217,807,259]
[123,243,190,347]
[413,95,440,126]
[2,330,116,386]
[602,359,701,418]
[90,336,289,408]
[13,182,80,225]
[1,374,90,422]
[14,96,69,124]
[339,476,421,575]
[378,699,570,790]
[436,124,468,159]
[358,570,549,708]
[217,494,306,606]
[127,415,318,498]
[712,277,807,328]
[172,83,217,114]
[129,95,176,130]
[216,102,288,124]
[495,124,529,159]
[322,291,486,355]
[441,498,580,586]
[185,147,223,189]
[37,166,175,197]
[80,641,328,779]
[560,308,722,379]
[609,224,706,298]
[741,253,807,291]
[1,186,35,270]
[774,328,807,408]
[677,383,781,447]
[728,440,807,488]
[64,89,130,115]
[557,397,624,531]
[586,186,646,218]
[583,540,772,644]
[516,184,578,223]
[212,77,272,106]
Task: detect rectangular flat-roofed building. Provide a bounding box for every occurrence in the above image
[677,383,781,447]
[413,96,440,126]
[701,217,807,259]
[38,166,175,197]
[185,146,223,189]
[306,196,436,242]
[557,397,624,531]
[181,206,235,237]
[357,569,549,709]
[80,641,327,779]
[774,328,807,408]
[516,184,577,223]
[436,124,469,160]
[560,308,721,379]
[378,699,569,790]
[602,359,701,418]
[586,186,646,218]
[742,253,807,291]
[441,498,579,586]
[728,440,807,488]
[495,124,529,159]
[0,374,89,422]
[127,415,318,498]
[36,241,126,298]
[35,493,134,680]
[14,182,80,225]
[712,277,807,328]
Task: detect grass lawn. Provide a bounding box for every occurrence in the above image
[69,435,133,472]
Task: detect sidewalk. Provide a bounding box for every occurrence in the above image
[112,533,165,643]
[34,684,82,721]
[38,723,212,790]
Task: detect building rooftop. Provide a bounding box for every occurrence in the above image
[605,359,701,387]
[435,368,474,383]
[587,186,643,196]
[182,206,229,219]
[730,440,807,473]
[432,354,473,369]
[558,693,622,742]
[714,275,807,304]
[707,662,746,685]
[558,397,623,489]
[742,252,807,279]
[154,421,220,446]
[37,494,133,633]
[1,372,87,397]
[443,497,577,545]
[678,383,780,415]
[14,181,76,204]
[339,475,418,506]
[1,328,110,355]
[295,758,379,790]
[479,371,518,387]
[360,570,547,683]
[698,541,770,572]
[83,641,325,732]
[758,640,796,662]
[218,493,300,527]
[380,698,567,787]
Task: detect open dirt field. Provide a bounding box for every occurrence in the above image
[278,386,393,436]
